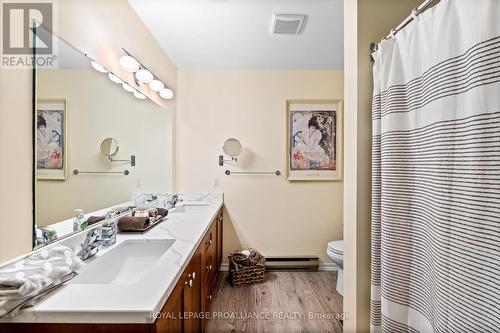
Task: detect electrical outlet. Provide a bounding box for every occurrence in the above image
[136,177,144,188]
[212,177,220,189]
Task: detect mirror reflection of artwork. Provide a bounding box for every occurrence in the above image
[287,100,343,181]
[37,100,66,180]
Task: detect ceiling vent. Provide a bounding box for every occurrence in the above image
[272,14,307,35]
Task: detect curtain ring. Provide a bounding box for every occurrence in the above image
[411,8,419,20]
[389,29,396,39]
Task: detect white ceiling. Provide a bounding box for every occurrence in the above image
[128,0,344,69]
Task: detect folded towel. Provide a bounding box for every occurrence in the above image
[0,245,82,317]
[156,208,168,218]
[117,215,150,231]
[148,208,158,217]
[86,216,105,226]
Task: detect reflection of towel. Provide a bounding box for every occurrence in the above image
[156,208,168,218]
[148,208,158,217]
[86,216,105,226]
[117,215,150,231]
[0,245,82,318]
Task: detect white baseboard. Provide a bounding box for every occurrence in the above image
[219,262,338,271]
[318,263,339,271]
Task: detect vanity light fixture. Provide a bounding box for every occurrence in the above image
[84,53,152,103]
[135,69,154,84]
[121,48,175,100]
[149,79,164,92]
[119,55,140,72]
[159,88,174,100]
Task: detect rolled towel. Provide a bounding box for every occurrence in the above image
[156,208,168,218]
[148,208,158,217]
[86,216,105,226]
[117,215,150,231]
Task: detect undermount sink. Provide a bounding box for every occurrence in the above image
[71,239,175,285]
[170,201,210,213]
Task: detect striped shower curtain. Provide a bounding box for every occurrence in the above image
[370,0,500,332]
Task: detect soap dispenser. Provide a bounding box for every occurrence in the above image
[74,209,86,232]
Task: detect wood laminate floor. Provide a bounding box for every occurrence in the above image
[206,271,343,333]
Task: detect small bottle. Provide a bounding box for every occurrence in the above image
[100,212,117,247]
[74,209,86,231]
[131,181,146,206]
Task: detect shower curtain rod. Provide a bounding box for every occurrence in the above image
[369,0,437,60]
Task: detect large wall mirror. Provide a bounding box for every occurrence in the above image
[33,27,173,248]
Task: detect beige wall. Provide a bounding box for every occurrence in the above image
[36,69,172,226]
[0,0,177,263]
[176,70,343,263]
[343,0,419,332]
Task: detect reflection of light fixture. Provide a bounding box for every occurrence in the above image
[108,73,123,84]
[91,60,108,73]
[119,55,140,72]
[149,79,164,92]
[159,88,174,99]
[135,69,153,84]
[133,90,146,99]
[122,82,134,92]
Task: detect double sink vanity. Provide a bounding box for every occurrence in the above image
[0,193,223,333]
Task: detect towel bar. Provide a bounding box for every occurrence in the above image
[225,170,281,176]
[73,169,130,175]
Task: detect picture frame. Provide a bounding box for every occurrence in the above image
[36,99,67,180]
[286,99,343,181]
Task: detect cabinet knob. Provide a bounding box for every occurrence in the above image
[209,239,213,245]
[207,294,213,301]
[185,279,193,288]
[192,272,196,280]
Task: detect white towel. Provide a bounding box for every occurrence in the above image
[0,245,82,317]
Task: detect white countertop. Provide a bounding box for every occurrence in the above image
[1,192,223,324]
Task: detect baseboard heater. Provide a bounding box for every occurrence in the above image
[264,256,319,271]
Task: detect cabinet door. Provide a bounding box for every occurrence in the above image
[183,252,201,333]
[154,280,184,333]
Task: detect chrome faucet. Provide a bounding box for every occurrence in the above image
[77,229,104,260]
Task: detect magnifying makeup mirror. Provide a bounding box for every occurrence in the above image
[100,138,119,157]
[219,138,242,166]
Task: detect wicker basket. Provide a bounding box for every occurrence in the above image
[228,253,265,286]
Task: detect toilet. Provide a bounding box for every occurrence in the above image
[327,240,344,296]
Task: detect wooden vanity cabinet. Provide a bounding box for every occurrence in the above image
[155,207,223,333]
[0,207,223,333]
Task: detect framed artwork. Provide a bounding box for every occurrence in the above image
[286,100,343,181]
[36,99,67,180]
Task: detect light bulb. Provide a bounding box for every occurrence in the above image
[108,73,123,84]
[91,61,108,73]
[133,90,146,99]
[122,83,134,92]
[159,88,174,99]
[149,79,164,92]
[135,69,153,84]
[119,55,140,73]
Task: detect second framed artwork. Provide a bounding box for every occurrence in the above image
[286,100,343,181]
